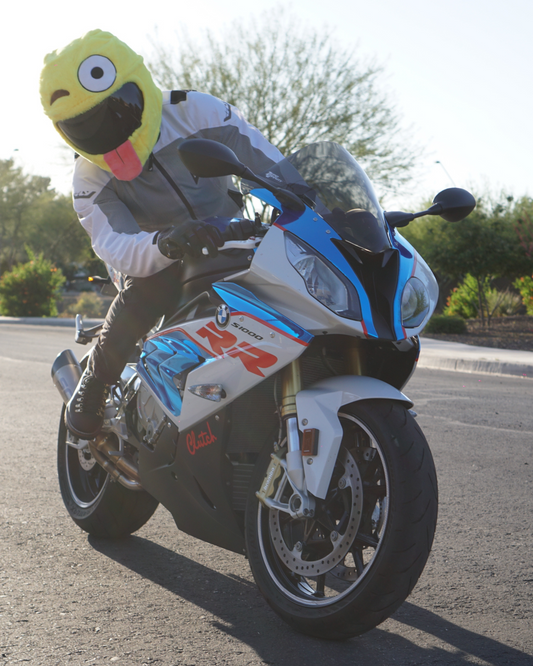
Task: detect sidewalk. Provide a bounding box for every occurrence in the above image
[418,337,533,379]
[2,316,533,380]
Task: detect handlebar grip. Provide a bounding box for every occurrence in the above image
[221,218,258,242]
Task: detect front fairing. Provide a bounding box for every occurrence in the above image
[245,142,438,341]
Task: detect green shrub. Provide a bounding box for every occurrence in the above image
[0,250,65,317]
[444,273,522,322]
[444,274,493,319]
[514,276,533,315]
[424,315,467,334]
[66,292,107,318]
[486,289,522,317]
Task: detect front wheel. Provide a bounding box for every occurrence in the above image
[245,400,438,640]
[57,406,159,538]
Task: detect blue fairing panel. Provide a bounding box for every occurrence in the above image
[139,335,209,415]
[212,282,313,344]
[391,236,415,339]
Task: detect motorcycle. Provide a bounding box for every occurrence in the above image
[52,139,475,639]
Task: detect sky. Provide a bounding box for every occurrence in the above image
[1,0,531,210]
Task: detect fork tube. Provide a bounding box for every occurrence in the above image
[281,361,304,489]
[281,360,302,419]
[346,339,364,375]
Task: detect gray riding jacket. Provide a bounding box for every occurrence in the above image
[72,90,283,278]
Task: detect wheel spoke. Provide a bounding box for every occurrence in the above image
[363,482,387,499]
[315,574,326,597]
[352,546,365,575]
[354,532,379,549]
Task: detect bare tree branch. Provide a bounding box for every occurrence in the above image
[147,12,423,197]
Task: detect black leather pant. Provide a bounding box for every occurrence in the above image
[88,262,182,385]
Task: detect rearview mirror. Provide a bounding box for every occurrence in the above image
[385,187,476,228]
[430,187,476,222]
[178,138,247,178]
[178,137,306,211]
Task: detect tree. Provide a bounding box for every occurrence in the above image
[0,159,97,281]
[513,197,533,260]
[401,193,533,326]
[0,159,51,272]
[24,192,98,282]
[147,12,421,196]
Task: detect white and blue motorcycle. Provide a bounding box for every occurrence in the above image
[52,140,475,639]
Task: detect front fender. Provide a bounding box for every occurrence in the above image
[296,375,412,499]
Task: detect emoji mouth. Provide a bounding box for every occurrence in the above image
[103,140,143,181]
[56,82,144,155]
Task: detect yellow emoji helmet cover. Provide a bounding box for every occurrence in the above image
[40,30,162,180]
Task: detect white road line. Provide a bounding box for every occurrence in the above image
[417,413,533,436]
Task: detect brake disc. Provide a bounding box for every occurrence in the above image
[269,448,363,576]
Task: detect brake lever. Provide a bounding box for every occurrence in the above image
[201,237,260,255]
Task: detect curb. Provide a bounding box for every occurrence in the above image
[0,316,104,328]
[2,317,532,380]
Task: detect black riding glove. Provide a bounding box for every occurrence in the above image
[157,222,224,260]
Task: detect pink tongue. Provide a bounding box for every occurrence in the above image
[104,140,143,180]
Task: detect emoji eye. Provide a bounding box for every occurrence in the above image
[78,55,116,92]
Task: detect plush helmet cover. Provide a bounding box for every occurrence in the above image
[40,29,162,180]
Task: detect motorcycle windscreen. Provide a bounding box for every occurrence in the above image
[244,141,391,254]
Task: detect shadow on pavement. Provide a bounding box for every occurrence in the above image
[90,535,531,665]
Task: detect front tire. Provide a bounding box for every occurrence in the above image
[245,399,438,640]
[57,406,159,538]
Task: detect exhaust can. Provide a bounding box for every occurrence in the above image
[51,350,82,404]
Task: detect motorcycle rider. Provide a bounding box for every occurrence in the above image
[40,29,283,440]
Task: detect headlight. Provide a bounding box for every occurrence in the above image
[401,277,429,327]
[285,233,361,320]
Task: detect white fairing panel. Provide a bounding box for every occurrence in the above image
[239,225,369,338]
[159,313,308,431]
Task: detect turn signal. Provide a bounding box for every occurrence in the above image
[188,384,227,402]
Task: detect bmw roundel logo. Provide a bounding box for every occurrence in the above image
[215,304,231,328]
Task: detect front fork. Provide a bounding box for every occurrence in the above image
[256,359,312,519]
[256,343,364,518]
[281,359,305,491]
[282,341,364,491]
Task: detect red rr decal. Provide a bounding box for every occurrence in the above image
[196,321,278,377]
[227,342,277,376]
[197,322,237,355]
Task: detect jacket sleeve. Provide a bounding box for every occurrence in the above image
[72,158,176,278]
[176,91,284,173]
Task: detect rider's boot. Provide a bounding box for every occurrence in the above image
[65,368,109,440]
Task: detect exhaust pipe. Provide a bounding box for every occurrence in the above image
[89,435,143,490]
[51,350,82,404]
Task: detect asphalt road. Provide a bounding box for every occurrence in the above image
[1,325,532,665]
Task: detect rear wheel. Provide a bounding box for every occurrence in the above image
[245,399,438,639]
[57,406,159,538]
